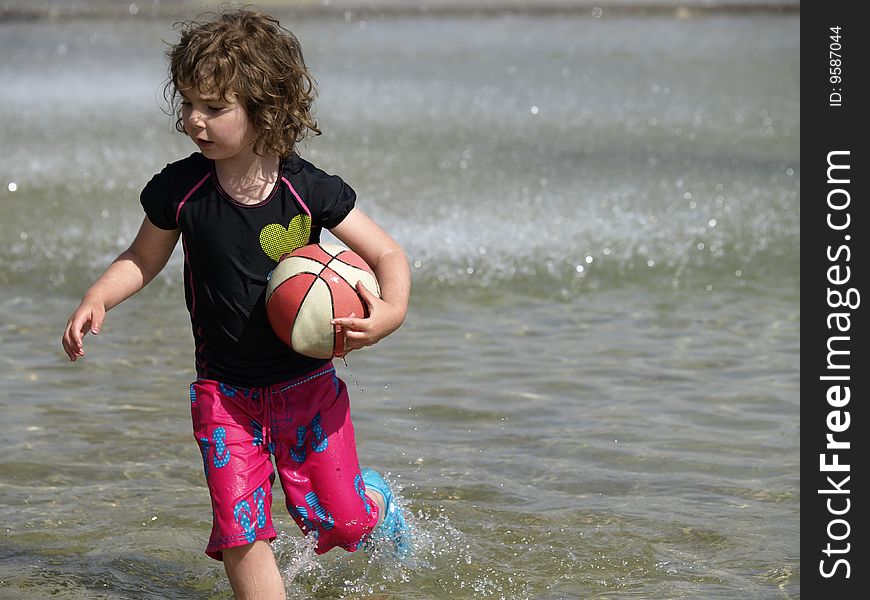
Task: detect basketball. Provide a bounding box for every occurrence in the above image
[265,243,380,359]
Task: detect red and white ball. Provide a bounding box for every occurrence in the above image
[265,243,380,359]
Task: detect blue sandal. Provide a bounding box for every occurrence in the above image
[361,468,412,559]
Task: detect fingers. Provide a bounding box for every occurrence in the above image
[331,310,359,331]
[89,305,106,335]
[355,281,378,307]
[62,318,87,361]
[330,284,397,357]
[334,330,362,358]
[61,304,106,361]
[61,336,78,361]
[332,318,352,359]
[332,311,371,356]
[331,283,381,330]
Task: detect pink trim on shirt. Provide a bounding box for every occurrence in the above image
[181,237,197,318]
[281,176,312,217]
[176,172,212,226]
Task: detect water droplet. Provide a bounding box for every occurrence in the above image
[585,255,593,264]
[530,105,539,115]
[7,182,17,192]
[591,6,604,18]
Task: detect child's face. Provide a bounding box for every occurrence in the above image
[180,85,258,162]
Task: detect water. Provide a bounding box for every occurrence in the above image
[1,8,799,599]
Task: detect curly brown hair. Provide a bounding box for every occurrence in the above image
[165,9,320,158]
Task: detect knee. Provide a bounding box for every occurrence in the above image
[221,540,261,564]
[221,541,286,599]
[326,517,375,550]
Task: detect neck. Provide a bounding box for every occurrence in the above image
[214,153,280,205]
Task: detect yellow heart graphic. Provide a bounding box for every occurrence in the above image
[259,215,312,262]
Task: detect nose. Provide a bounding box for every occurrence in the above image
[185,108,205,131]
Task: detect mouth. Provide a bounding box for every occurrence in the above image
[194,138,214,150]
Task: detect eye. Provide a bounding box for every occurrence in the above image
[207,105,226,112]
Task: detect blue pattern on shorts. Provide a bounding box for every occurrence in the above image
[305,491,334,530]
[199,437,210,478]
[288,491,334,534]
[289,412,329,464]
[234,486,267,543]
[354,473,372,515]
[288,504,316,535]
[212,427,230,468]
[251,419,263,447]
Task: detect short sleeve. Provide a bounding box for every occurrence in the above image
[140,169,178,230]
[289,158,356,230]
[318,177,356,230]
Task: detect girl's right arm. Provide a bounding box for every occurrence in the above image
[62,217,180,361]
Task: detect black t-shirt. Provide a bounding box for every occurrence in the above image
[140,152,356,386]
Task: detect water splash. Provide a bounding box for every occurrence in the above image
[265,477,531,599]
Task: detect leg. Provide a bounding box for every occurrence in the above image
[366,489,386,528]
[190,381,278,558]
[223,541,286,600]
[273,368,380,553]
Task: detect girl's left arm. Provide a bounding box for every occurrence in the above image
[329,208,411,354]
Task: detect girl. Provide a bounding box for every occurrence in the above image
[61,9,411,598]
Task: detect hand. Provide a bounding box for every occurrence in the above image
[331,281,404,357]
[61,298,106,361]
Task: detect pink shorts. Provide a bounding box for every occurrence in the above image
[189,364,379,560]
